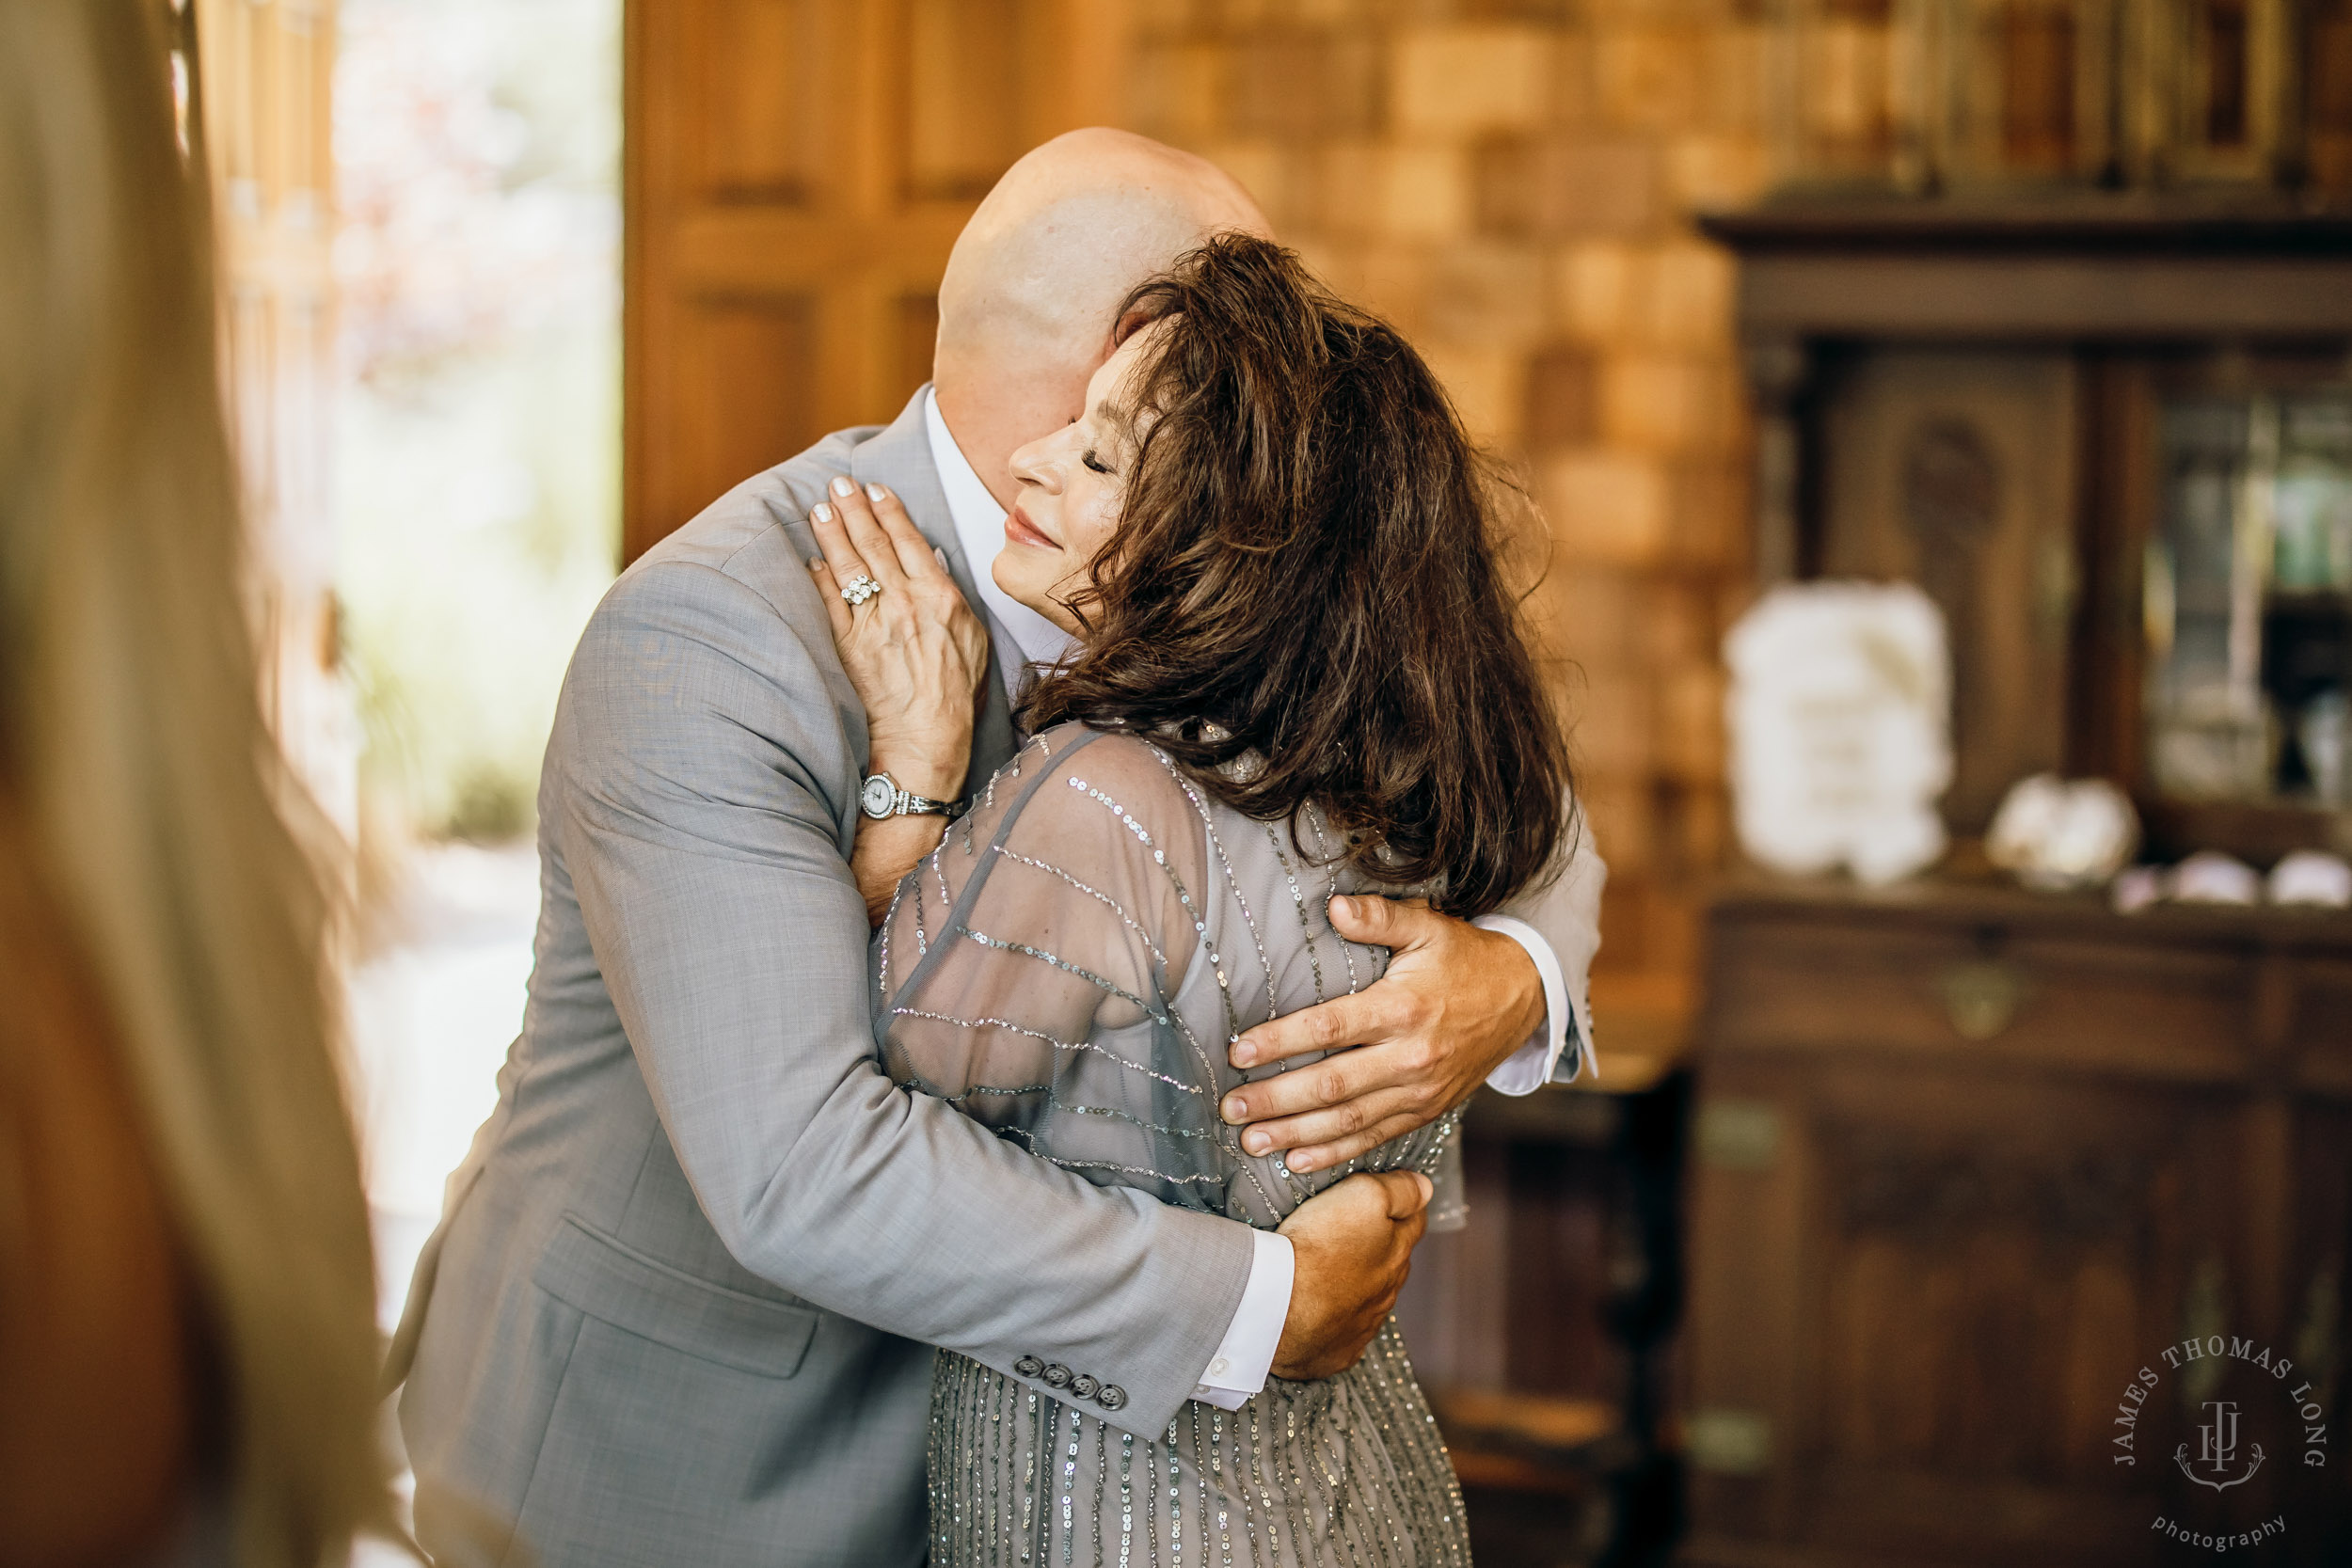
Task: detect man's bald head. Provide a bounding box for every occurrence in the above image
[933,129,1270,509]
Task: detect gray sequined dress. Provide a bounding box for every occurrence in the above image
[872,722,1471,1568]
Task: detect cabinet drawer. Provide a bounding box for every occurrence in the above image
[1706,912,2253,1081]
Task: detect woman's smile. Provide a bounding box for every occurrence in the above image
[1004,500,1057,550]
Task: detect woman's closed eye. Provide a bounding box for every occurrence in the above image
[1081,448,1115,476]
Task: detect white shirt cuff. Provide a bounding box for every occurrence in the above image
[1471,913,1571,1095]
[1193,1229,1293,1408]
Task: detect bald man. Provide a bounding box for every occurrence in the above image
[389,130,1601,1568]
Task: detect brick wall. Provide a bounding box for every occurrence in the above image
[1125,1,1772,1067]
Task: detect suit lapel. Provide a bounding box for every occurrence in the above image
[848,389,1022,788]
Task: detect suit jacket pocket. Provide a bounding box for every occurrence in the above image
[532,1214,818,1379]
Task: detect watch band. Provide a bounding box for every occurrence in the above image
[861,771,968,821]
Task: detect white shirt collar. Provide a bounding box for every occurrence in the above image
[922,387,1076,672]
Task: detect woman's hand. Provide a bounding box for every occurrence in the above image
[806,475,992,923]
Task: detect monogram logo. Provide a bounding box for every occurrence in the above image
[2176,1400,2265,1492]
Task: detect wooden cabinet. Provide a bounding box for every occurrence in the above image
[1684,879,2352,1566]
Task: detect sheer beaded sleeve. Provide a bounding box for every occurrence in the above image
[872,725,1226,1213]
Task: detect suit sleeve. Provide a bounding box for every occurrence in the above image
[1487,792,1606,1085]
[548,557,1252,1438]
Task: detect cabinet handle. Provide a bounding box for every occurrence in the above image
[1937,960,2027,1040]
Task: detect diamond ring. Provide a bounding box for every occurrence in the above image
[839,573,882,608]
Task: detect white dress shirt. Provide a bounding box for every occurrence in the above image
[920,388,1579,1406]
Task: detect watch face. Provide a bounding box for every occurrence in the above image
[861,775,897,818]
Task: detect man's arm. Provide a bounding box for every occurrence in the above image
[551,551,1417,1435]
[1221,793,1605,1172]
[1472,800,1606,1091]
[557,556,1250,1437]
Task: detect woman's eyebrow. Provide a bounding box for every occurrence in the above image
[1091,396,1139,451]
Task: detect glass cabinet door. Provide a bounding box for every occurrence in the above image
[2145,390,2352,806]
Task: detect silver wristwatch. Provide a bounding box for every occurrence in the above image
[859,771,967,822]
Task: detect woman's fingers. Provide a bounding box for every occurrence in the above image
[862,482,942,580]
[820,476,911,588]
[809,490,875,602]
[808,558,853,644]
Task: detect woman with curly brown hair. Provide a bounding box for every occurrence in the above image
[818,234,1572,1566]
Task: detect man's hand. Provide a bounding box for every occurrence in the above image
[1220,895,1545,1174]
[1271,1170,1432,1381]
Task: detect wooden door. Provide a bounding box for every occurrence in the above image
[187,0,351,832]
[624,0,1130,562]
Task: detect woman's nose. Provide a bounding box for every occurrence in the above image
[1007,438,1057,492]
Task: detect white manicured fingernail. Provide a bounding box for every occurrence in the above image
[831,475,855,498]
[866,483,888,503]
[933,547,947,565]
[812,502,834,524]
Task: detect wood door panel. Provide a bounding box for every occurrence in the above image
[671,294,819,523]
[698,0,834,206]
[904,0,1024,199]
[627,0,1127,561]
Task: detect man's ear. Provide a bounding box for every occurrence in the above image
[1111,306,1154,346]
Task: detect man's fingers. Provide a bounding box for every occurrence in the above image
[1275,1114,1429,1175]
[1231,990,1395,1068]
[1225,1053,1360,1126]
[1364,1168,1435,1220]
[1232,1081,1418,1156]
[1324,893,1441,952]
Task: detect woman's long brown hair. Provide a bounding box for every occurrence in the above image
[1018,236,1569,918]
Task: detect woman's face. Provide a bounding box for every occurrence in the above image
[993,325,1158,636]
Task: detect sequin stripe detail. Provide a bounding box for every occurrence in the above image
[1021,1391,1040,1560]
[885,1008,1201,1095]
[898,1074,1231,1153]
[1275,1399,1322,1568]
[882,728,1113,1047]
[1192,1404,1213,1568]
[1241,1402,1271,1568]
[991,1363,1010,1563]
[952,1354,975,1564]
[1118,1431,1136,1568]
[1062,760,1288,1224]
[914,1079,1226,1147]
[930,1354,949,1560]
[960,927,1171,1022]
[1162,1007,1286,1223]
[1365,1325,1468,1568]
[1060,1407,1082,1563]
[1062,778,1219,1006]
[994,848,1170,971]
[880,864,910,1005]
[1258,823,1327,1006]
[1153,758,1278,1022]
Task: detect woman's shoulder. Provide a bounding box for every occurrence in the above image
[1009,722,1198,819]
[982,723,1208,871]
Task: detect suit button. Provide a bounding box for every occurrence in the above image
[1014,1355,1044,1378]
[1042,1363,1073,1387]
[1070,1373,1100,1400]
[1095,1385,1127,1412]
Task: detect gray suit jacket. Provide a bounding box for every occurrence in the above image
[390,392,1257,1568]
